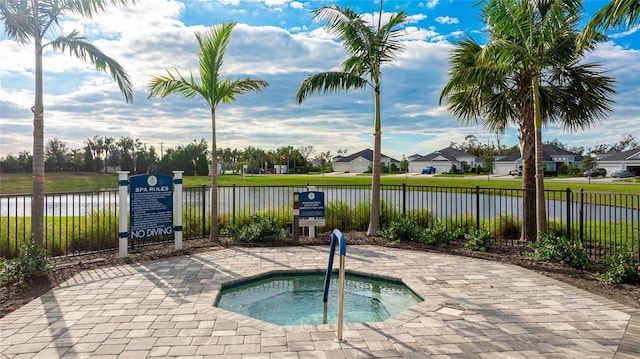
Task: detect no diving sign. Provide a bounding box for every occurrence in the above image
[129,174,173,239]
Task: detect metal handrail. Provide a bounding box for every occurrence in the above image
[323,228,346,342]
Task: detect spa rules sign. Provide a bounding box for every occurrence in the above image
[129,174,173,239]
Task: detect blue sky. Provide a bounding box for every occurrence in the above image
[1,0,639,161]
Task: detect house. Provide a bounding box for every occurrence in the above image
[408,147,482,174]
[332,149,399,173]
[493,144,583,175]
[597,147,640,176]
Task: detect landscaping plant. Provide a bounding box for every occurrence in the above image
[464,228,491,252]
[378,217,424,244]
[527,233,592,269]
[1,238,52,287]
[595,247,640,284]
[224,215,287,242]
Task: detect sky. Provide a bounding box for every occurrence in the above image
[1,0,639,162]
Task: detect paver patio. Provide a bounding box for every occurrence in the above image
[0,245,638,358]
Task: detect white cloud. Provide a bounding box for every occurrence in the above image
[407,14,427,23]
[403,26,440,41]
[435,16,459,25]
[289,1,303,10]
[426,0,439,9]
[610,24,640,39]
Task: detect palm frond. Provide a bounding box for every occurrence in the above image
[217,78,269,105]
[148,68,201,100]
[59,0,139,18]
[588,0,640,32]
[296,72,368,104]
[542,62,616,131]
[50,30,133,103]
[0,0,35,44]
[196,22,235,93]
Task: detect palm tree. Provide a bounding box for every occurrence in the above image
[296,3,408,236]
[0,0,135,246]
[585,0,640,33]
[440,0,615,241]
[148,22,268,241]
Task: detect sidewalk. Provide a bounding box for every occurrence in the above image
[0,246,637,358]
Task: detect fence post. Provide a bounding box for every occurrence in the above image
[118,171,129,258]
[232,184,236,226]
[402,183,406,217]
[566,188,571,239]
[579,189,584,244]
[173,171,183,250]
[476,185,480,231]
[201,184,206,236]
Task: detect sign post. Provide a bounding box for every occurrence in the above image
[173,171,184,250]
[118,171,129,258]
[299,191,325,238]
[293,192,300,243]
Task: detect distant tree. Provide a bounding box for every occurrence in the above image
[591,133,639,154]
[582,155,597,171]
[69,149,84,172]
[545,138,567,150]
[116,137,141,173]
[0,154,19,173]
[45,139,69,171]
[195,153,209,176]
[314,151,333,176]
[400,155,409,173]
[135,145,158,174]
[298,146,315,163]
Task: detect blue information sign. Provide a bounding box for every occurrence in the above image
[299,191,324,218]
[129,174,173,240]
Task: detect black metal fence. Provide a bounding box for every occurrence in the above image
[1,184,638,260]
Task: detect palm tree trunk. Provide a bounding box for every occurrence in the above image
[210,107,219,241]
[32,3,45,247]
[533,77,547,237]
[519,111,537,242]
[367,88,382,236]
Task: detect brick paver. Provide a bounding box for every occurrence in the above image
[0,245,637,358]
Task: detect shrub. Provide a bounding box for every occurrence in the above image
[527,233,592,269]
[595,248,639,284]
[465,228,491,252]
[421,222,463,246]
[224,215,287,242]
[378,217,424,244]
[1,238,52,287]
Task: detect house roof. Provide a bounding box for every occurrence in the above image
[411,147,477,162]
[335,148,399,163]
[495,144,584,162]
[598,147,640,161]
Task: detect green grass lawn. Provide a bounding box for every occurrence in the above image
[1,171,639,195]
